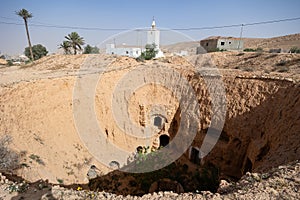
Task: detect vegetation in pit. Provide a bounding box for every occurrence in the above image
[89,147,220,196]
[29,154,45,165]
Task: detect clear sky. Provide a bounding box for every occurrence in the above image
[0,0,300,55]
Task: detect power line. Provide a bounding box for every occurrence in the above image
[0,16,22,22]
[170,17,300,30]
[0,17,299,31]
[0,20,128,31]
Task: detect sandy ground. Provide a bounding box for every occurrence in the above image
[0,53,299,186]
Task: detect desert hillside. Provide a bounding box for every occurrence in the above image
[243,33,300,50]
[163,33,300,54]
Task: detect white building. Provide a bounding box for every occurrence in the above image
[147,19,164,58]
[106,44,142,58]
[147,20,160,49]
[106,19,164,58]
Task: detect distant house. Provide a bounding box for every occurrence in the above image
[2,54,29,65]
[198,36,244,53]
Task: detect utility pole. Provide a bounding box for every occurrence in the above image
[113,38,116,48]
[238,24,244,51]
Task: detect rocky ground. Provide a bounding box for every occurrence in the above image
[0,160,299,199]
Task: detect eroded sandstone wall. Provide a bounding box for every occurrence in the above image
[188,75,299,179]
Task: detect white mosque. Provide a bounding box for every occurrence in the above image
[106,19,164,58]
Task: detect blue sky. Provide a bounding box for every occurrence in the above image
[0,0,300,54]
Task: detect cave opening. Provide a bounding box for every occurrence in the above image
[244,157,253,173]
[190,147,201,165]
[159,135,170,147]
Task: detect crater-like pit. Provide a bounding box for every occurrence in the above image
[0,55,299,196]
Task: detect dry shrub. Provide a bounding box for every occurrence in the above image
[0,135,20,170]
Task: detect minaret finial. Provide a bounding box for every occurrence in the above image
[151,17,156,29]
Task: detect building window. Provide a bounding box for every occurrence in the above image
[206,42,209,46]
[154,116,162,128]
[221,42,225,46]
[229,41,232,44]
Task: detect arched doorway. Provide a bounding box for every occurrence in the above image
[159,135,170,147]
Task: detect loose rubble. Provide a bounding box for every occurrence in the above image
[0,160,299,199]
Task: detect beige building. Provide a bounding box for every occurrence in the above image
[198,36,244,53]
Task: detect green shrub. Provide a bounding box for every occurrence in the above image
[244,48,256,52]
[29,154,45,165]
[290,47,300,53]
[25,44,48,60]
[83,45,99,54]
[212,48,227,52]
[137,43,158,60]
[57,179,64,184]
[244,48,263,52]
[25,60,31,64]
[7,60,13,66]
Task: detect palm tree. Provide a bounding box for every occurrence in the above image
[16,9,34,60]
[59,41,71,54]
[65,32,85,55]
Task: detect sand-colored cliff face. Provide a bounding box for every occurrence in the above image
[190,76,299,180]
[0,54,299,186]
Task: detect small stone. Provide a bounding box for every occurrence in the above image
[252,173,261,181]
[278,165,286,170]
[221,179,230,186]
[294,178,300,183]
[269,188,279,196]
